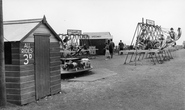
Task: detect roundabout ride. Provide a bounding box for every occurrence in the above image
[59,33,93,74]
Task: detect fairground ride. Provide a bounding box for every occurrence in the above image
[130,18,182,50]
[124,18,182,65]
[58,33,93,74]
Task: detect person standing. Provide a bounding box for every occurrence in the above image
[109,39,115,58]
[118,40,124,55]
[104,42,110,60]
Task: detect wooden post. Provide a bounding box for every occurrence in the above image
[0,0,7,107]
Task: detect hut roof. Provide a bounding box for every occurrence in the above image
[3,16,62,42]
[83,32,113,39]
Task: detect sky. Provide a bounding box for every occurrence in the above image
[2,0,185,45]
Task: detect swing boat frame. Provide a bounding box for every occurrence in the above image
[122,18,179,65]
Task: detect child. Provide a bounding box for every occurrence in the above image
[104,43,110,60]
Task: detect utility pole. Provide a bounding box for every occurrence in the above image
[0,0,7,107]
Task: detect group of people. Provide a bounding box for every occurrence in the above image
[136,27,182,50]
[105,39,126,59]
[104,39,115,60]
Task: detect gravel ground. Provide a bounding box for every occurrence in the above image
[1,49,185,110]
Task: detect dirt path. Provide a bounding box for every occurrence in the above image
[2,49,185,110]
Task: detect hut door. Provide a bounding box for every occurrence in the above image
[34,34,50,100]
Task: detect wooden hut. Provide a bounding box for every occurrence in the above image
[3,16,62,105]
[80,32,113,55]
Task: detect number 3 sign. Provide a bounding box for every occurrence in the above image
[23,54,32,65]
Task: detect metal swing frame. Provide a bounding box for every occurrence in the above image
[123,18,173,65]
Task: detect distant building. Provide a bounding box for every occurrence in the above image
[80,32,113,55]
[183,41,185,49]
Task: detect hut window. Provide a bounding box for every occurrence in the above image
[4,42,12,64]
